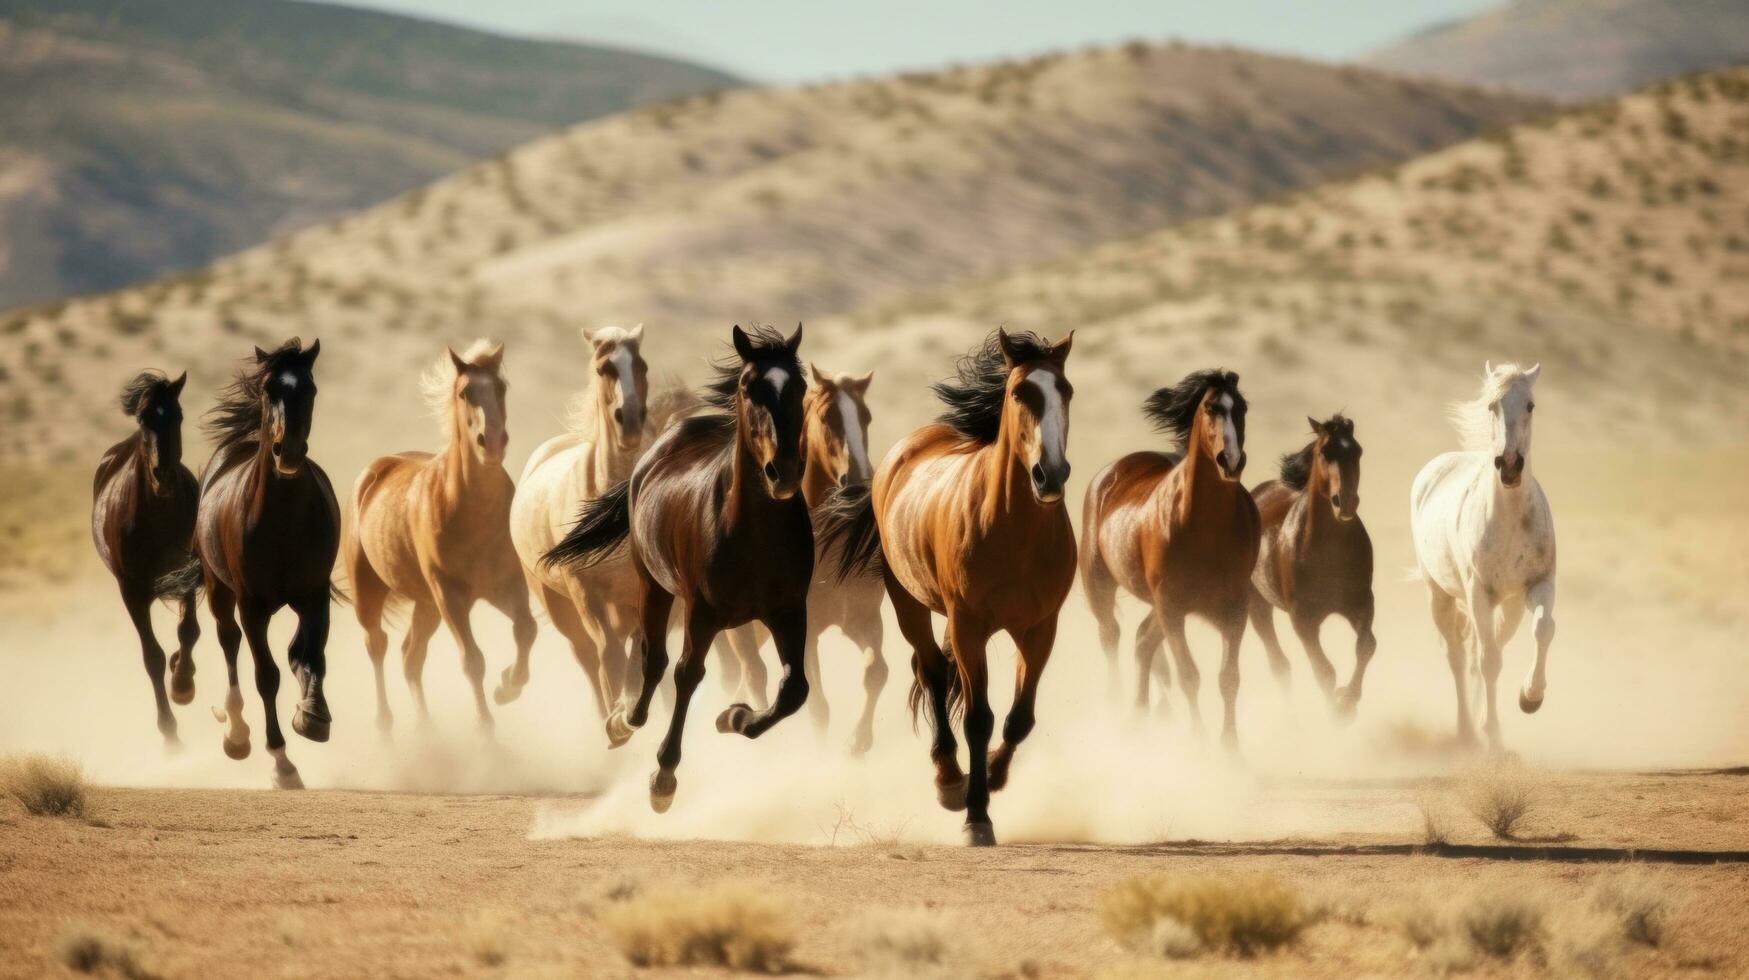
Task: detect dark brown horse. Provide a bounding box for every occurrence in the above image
[1248,414,1376,718]
[545,324,814,813]
[1082,370,1260,749]
[194,340,342,789]
[826,329,1077,847]
[92,370,199,746]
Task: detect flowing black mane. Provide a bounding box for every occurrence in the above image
[1141,368,1244,452]
[119,370,174,418]
[205,339,306,457]
[932,330,1054,444]
[701,325,802,414]
[1279,413,1355,490]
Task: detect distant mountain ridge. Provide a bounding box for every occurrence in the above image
[1366,0,1749,100]
[0,0,740,309]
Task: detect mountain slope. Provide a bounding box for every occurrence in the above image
[1366,0,1749,101]
[0,0,739,309]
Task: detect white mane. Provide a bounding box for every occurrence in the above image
[420,338,502,438]
[1446,362,1534,453]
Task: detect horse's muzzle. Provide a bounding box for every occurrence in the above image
[1216,451,1246,482]
[1030,461,1068,503]
[1495,453,1524,487]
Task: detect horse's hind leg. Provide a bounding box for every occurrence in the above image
[240,602,300,789]
[1248,589,1292,696]
[802,628,829,735]
[1136,612,1170,719]
[887,573,964,810]
[207,580,250,761]
[121,586,177,746]
[607,563,673,747]
[650,609,719,812]
[169,589,199,706]
[1289,611,1339,709]
[1520,578,1556,714]
[401,602,441,728]
[716,625,769,710]
[1428,586,1478,746]
[1335,597,1377,720]
[434,584,494,733]
[988,613,1056,796]
[349,552,394,734]
[288,595,331,744]
[536,582,605,718]
[1159,610,1207,738]
[1082,548,1124,704]
[845,603,887,757]
[488,579,538,707]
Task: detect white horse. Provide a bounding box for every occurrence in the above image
[1410,362,1556,750]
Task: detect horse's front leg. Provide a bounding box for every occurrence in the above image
[988,613,1056,794]
[1216,605,1246,754]
[288,594,331,743]
[240,602,300,789]
[1428,585,1478,746]
[717,605,809,738]
[169,587,199,707]
[434,582,493,733]
[887,573,964,809]
[649,608,718,813]
[949,611,995,847]
[606,565,672,747]
[1159,609,1206,738]
[1520,578,1556,714]
[845,603,887,757]
[206,580,251,760]
[121,586,177,747]
[489,580,538,706]
[1335,597,1377,720]
[1465,581,1505,750]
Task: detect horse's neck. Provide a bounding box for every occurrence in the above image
[800,426,836,511]
[724,434,777,532]
[975,428,1051,530]
[1293,451,1335,543]
[1168,430,1240,525]
[1473,457,1537,517]
[585,398,637,487]
[434,438,501,511]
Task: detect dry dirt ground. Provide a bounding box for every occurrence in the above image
[2,774,1747,979]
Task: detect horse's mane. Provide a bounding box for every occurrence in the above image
[1141,368,1244,452]
[205,339,306,458]
[932,330,1054,444]
[119,370,173,417]
[1279,413,1353,490]
[701,325,803,416]
[420,338,501,440]
[1447,363,1532,452]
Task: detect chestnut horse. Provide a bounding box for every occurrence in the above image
[1082,370,1259,749]
[1247,414,1376,719]
[544,325,814,812]
[826,329,1076,847]
[194,339,341,789]
[344,340,537,734]
[92,370,199,745]
[511,325,698,719]
[716,364,886,753]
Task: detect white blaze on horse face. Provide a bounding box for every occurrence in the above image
[835,389,872,484]
[763,365,792,399]
[1026,374,1068,472]
[1218,393,1241,474]
[611,343,641,431]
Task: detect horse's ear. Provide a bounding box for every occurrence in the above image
[482,342,506,369]
[628,323,644,344]
[581,326,596,347]
[847,371,873,394]
[785,322,803,354]
[731,325,755,362]
[997,328,1022,368]
[253,346,271,363]
[1525,363,1542,383]
[1307,415,1324,435]
[1049,331,1074,364]
[448,346,467,374]
[1484,359,1494,376]
[304,339,320,365]
[809,362,833,389]
[169,372,187,397]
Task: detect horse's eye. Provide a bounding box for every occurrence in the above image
[1527,402,1535,413]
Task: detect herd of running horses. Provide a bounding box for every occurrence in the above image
[90,324,1557,845]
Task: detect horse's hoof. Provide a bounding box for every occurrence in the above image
[649,769,677,813]
[223,736,251,761]
[492,683,522,706]
[1332,688,1360,722]
[848,731,873,758]
[604,709,636,749]
[168,658,196,706]
[715,703,754,735]
[292,705,331,743]
[161,731,183,754]
[962,821,997,847]
[936,777,969,813]
[376,711,394,738]
[1519,690,1544,714]
[273,766,305,791]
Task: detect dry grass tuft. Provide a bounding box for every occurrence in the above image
[0,753,87,817]
[1457,886,1547,958]
[1463,767,1536,840]
[600,881,797,973]
[1548,906,1624,979]
[1387,882,1563,971]
[1591,868,1673,948]
[1100,873,1308,957]
[57,925,153,978]
[852,908,955,974]
[1414,790,1454,847]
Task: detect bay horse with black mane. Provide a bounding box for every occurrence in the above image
[192,339,341,789]
[1081,370,1260,749]
[1247,414,1377,719]
[92,370,199,746]
[544,324,813,813]
[826,329,1076,847]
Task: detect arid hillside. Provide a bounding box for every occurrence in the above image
[1366,0,1749,101]
[0,41,1544,475]
[0,0,739,309]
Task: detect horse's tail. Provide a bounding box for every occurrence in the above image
[543,480,632,570]
[905,638,965,732]
[818,484,883,582]
[154,555,204,600]
[329,580,351,607]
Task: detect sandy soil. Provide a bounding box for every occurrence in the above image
[2,774,1747,979]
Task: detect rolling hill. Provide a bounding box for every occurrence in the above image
[0,0,740,309]
[1366,0,1749,101]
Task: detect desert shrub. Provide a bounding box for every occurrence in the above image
[600,881,796,972]
[1591,869,1671,947]
[1459,887,1546,958]
[1464,768,1535,840]
[0,753,86,816]
[1388,883,1556,971]
[1548,906,1624,979]
[58,926,151,978]
[1415,791,1454,847]
[1099,874,1307,957]
[852,908,954,973]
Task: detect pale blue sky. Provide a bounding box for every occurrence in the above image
[343,0,1503,83]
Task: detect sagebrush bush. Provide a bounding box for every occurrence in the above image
[852,908,953,973]
[1592,869,1672,947]
[1464,768,1535,840]
[600,881,796,973]
[0,753,87,817]
[1099,873,1307,957]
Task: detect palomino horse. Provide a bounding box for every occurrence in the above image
[1411,363,1555,750]
[716,365,887,754]
[1082,370,1259,748]
[344,340,537,734]
[827,329,1076,847]
[92,370,199,745]
[545,325,814,812]
[1247,414,1377,718]
[194,340,341,788]
[510,325,697,719]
